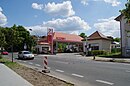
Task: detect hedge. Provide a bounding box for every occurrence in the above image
[89,50,109,55]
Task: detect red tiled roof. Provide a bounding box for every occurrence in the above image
[53,32,83,43]
[88,31,110,40]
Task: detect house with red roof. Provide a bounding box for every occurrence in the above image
[87,31,112,52]
[36,32,83,53]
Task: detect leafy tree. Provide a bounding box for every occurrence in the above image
[120,0,130,22]
[79,33,87,41]
[79,33,87,38]
[0,24,36,52]
[113,37,120,42]
[0,30,6,51]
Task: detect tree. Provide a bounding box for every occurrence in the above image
[79,33,87,38]
[0,25,36,52]
[120,0,130,22]
[0,30,6,51]
[113,37,120,42]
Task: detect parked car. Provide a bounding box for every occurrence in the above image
[18,51,34,60]
[1,50,8,55]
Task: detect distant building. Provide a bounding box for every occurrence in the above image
[36,32,83,53]
[111,41,120,49]
[115,14,130,57]
[87,31,112,52]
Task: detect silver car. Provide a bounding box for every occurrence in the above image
[18,51,34,60]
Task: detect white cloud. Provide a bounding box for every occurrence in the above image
[26,25,47,36]
[104,0,121,6]
[26,16,91,36]
[81,0,88,6]
[32,3,43,10]
[42,16,91,31]
[0,7,7,26]
[94,17,120,37]
[44,1,75,17]
[94,0,120,6]
[32,1,75,17]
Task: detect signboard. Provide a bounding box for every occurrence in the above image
[56,37,66,40]
[47,28,53,44]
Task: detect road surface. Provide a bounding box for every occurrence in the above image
[3,53,130,86]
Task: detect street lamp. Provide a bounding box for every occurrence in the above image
[29,29,39,54]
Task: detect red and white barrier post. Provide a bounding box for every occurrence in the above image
[42,56,50,73]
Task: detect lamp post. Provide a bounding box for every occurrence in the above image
[29,29,39,54]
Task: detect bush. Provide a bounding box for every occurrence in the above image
[0,54,2,59]
[89,50,108,55]
[111,48,121,53]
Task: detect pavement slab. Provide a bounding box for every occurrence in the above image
[0,63,33,86]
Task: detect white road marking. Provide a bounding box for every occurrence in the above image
[55,69,64,72]
[55,61,68,64]
[23,61,27,63]
[96,80,114,85]
[35,64,41,67]
[123,64,130,66]
[126,70,130,73]
[72,73,84,78]
[28,62,33,65]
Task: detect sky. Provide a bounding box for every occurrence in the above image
[0,0,127,38]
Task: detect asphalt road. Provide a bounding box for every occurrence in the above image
[3,53,130,86]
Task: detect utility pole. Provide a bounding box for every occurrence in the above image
[11,29,14,62]
[86,37,88,56]
[29,29,39,54]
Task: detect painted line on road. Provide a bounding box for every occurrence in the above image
[123,64,130,66]
[96,80,114,85]
[35,64,41,67]
[55,61,68,64]
[126,70,130,73]
[72,73,84,78]
[28,62,33,65]
[23,61,27,63]
[56,69,64,73]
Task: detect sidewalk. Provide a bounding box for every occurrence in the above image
[86,56,130,63]
[0,63,33,86]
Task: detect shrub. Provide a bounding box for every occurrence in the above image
[111,48,121,53]
[0,54,2,59]
[90,50,108,55]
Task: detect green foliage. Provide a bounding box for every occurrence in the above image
[120,0,130,22]
[0,25,36,52]
[113,37,120,42]
[111,48,121,53]
[79,33,87,38]
[90,50,108,55]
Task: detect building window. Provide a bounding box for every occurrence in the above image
[90,43,99,50]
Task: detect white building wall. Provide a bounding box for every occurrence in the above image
[88,40,102,50]
[88,39,111,52]
[121,16,130,57]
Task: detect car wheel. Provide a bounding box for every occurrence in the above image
[31,57,34,60]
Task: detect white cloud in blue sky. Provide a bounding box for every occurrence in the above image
[0,7,7,26]
[80,0,121,6]
[94,17,120,37]
[0,0,126,37]
[26,16,91,36]
[32,1,75,17]
[32,3,43,10]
